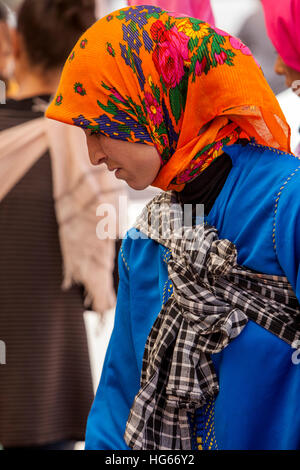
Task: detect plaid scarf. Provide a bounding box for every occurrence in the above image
[124,192,300,450]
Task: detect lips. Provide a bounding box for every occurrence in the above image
[107,166,121,172]
[95,157,121,172]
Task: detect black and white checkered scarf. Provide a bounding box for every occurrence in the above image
[124,192,300,450]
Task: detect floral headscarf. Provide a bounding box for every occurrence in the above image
[262,0,300,73]
[46,5,290,191]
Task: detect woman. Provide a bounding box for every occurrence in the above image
[46,5,300,450]
[0,0,124,450]
[262,0,300,155]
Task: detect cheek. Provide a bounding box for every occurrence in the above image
[135,150,161,181]
[150,153,162,177]
[119,151,159,189]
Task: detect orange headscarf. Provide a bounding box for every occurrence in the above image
[46,5,290,191]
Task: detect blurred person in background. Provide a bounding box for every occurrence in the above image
[262,0,300,156]
[0,2,10,82]
[237,0,286,95]
[0,1,16,97]
[0,0,124,450]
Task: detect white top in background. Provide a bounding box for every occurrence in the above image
[276,88,300,154]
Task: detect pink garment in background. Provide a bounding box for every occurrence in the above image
[261,0,300,72]
[128,0,215,25]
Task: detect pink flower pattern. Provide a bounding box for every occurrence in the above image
[145,92,163,126]
[195,56,207,76]
[214,51,227,65]
[151,21,189,89]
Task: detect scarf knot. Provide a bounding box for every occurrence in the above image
[206,239,237,280]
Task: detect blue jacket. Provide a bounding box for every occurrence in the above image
[86,143,300,450]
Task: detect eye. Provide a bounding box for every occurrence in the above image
[90,130,101,138]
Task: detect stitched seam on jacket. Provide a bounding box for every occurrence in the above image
[120,245,130,271]
[249,142,300,160]
[273,166,300,254]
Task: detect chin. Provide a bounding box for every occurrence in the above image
[127,180,148,191]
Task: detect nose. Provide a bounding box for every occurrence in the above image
[90,150,106,166]
[85,133,106,166]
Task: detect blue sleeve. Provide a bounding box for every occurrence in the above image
[275,170,300,302]
[85,235,140,450]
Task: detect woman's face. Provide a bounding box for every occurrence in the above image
[274,54,300,92]
[84,130,161,190]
